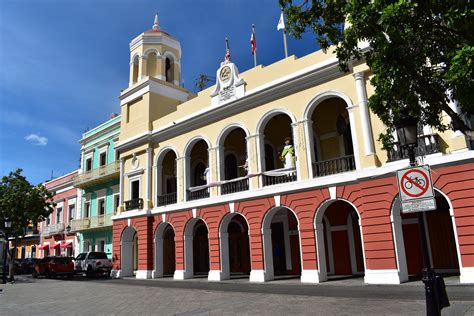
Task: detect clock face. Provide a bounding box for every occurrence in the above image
[220,66,231,82]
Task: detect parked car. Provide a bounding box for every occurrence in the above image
[32,257,74,279]
[19,258,40,274]
[74,252,112,277]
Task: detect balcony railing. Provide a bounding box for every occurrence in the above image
[71,218,91,231]
[187,186,210,201]
[70,214,112,232]
[157,192,177,206]
[47,223,65,235]
[124,198,143,211]
[387,134,441,162]
[312,155,356,177]
[73,161,120,188]
[262,168,297,187]
[221,177,249,195]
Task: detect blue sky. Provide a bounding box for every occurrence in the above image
[0,0,318,185]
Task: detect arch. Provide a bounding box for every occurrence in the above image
[163,51,179,66]
[216,123,250,147]
[261,206,302,281]
[131,54,140,84]
[154,222,175,278]
[121,226,138,277]
[314,198,365,282]
[183,136,212,158]
[219,212,251,279]
[256,108,297,135]
[390,188,461,282]
[182,217,210,278]
[143,48,161,58]
[155,146,179,167]
[303,90,354,120]
[155,147,178,201]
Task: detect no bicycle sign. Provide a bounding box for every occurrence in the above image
[396,165,436,213]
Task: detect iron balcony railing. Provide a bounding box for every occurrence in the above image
[71,218,90,231]
[124,198,144,211]
[262,168,297,187]
[221,177,249,195]
[73,161,120,188]
[157,192,177,206]
[387,134,441,162]
[312,155,356,177]
[187,186,210,201]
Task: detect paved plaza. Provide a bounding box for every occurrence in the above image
[1,275,473,315]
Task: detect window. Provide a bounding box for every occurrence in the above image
[100,152,107,166]
[56,207,63,224]
[114,195,120,213]
[98,199,105,216]
[97,240,105,252]
[165,57,172,82]
[115,150,120,161]
[85,158,92,171]
[68,204,75,223]
[46,214,51,226]
[84,202,90,218]
[131,180,139,200]
[83,241,90,253]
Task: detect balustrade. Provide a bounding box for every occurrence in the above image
[312,155,356,177]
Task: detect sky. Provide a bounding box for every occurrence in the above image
[0,0,319,185]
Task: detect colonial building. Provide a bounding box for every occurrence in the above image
[71,114,121,258]
[40,171,78,257]
[111,16,474,284]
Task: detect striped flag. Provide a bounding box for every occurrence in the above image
[250,27,256,55]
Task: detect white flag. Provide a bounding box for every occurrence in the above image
[277,12,285,30]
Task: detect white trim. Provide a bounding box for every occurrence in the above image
[229,202,234,213]
[364,269,402,284]
[120,79,189,106]
[301,269,321,283]
[274,195,281,207]
[328,186,336,199]
[249,269,265,282]
[129,33,181,57]
[207,270,222,281]
[460,267,474,284]
[173,270,185,280]
[135,270,153,279]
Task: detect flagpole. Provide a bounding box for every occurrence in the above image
[253,24,257,67]
[283,28,288,58]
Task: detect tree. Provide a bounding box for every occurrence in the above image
[0,169,54,281]
[280,0,474,147]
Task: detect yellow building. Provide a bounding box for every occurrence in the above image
[111,16,474,285]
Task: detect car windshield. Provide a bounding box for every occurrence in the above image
[89,252,108,259]
[75,253,86,260]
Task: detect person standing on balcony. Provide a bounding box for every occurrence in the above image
[280,137,295,169]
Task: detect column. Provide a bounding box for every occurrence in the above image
[139,55,147,81]
[353,72,375,155]
[245,134,261,190]
[146,148,153,209]
[118,158,125,213]
[207,146,221,197]
[346,105,362,170]
[291,120,310,181]
[175,156,188,203]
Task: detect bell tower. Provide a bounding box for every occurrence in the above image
[128,14,182,87]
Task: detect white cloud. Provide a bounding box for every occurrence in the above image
[25,134,48,146]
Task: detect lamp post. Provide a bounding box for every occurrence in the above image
[395,115,449,316]
[2,218,12,284]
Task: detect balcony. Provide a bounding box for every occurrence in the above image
[157,192,177,206]
[387,134,441,162]
[262,168,297,187]
[70,214,112,232]
[221,177,249,195]
[46,223,65,235]
[187,186,210,201]
[125,198,143,211]
[73,162,120,188]
[312,155,356,177]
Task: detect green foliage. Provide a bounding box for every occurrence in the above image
[0,169,54,240]
[280,0,474,147]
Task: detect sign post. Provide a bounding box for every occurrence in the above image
[396,165,436,214]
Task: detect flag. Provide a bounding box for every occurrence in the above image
[277,11,285,30]
[225,48,231,61]
[250,28,256,55]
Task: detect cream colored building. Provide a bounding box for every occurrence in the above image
[111,16,474,285]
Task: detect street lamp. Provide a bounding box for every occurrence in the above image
[395,115,449,315]
[2,218,12,284]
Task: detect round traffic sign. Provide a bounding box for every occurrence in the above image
[400,169,429,198]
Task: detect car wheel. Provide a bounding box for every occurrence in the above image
[106,271,111,278]
[67,273,73,279]
[86,266,94,278]
[45,270,51,279]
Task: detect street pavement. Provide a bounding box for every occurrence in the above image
[0,275,473,315]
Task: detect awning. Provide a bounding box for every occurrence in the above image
[51,243,61,250]
[39,244,49,250]
[60,241,73,249]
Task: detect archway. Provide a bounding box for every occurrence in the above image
[392,192,460,281]
[219,213,251,279]
[262,207,302,281]
[121,226,138,277]
[156,148,177,206]
[154,223,175,277]
[315,200,365,281]
[183,218,209,278]
[185,138,210,201]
